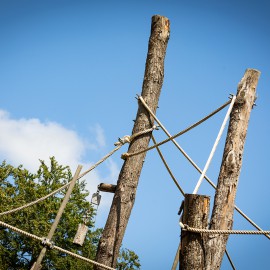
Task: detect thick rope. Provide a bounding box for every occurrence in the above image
[180,222,270,235]
[193,95,236,194]
[138,96,270,241]
[122,98,231,159]
[0,220,115,270]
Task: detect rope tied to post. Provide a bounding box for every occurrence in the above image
[41,238,55,249]
[114,125,159,147]
[179,222,270,236]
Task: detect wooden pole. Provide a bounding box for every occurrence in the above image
[32,165,82,270]
[204,69,261,270]
[95,15,170,269]
[179,194,210,270]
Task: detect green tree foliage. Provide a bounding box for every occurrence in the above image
[0,158,140,269]
[116,248,141,270]
[0,157,100,269]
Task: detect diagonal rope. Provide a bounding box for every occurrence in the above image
[151,135,185,196]
[0,220,115,270]
[122,98,231,159]
[225,250,236,270]
[149,120,236,269]
[138,96,270,241]
[0,145,123,216]
[193,95,236,194]
[153,132,236,269]
[0,126,158,217]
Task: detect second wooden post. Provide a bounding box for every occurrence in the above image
[180,194,210,270]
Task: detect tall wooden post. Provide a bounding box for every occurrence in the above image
[95,15,170,269]
[204,69,261,269]
[180,194,210,270]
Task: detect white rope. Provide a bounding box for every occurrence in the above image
[139,95,270,241]
[192,95,236,194]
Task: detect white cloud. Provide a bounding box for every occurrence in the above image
[0,110,84,171]
[0,110,120,216]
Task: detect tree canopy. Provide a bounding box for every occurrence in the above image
[0,158,140,269]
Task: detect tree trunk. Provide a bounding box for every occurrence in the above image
[95,15,170,269]
[180,194,210,270]
[204,69,260,270]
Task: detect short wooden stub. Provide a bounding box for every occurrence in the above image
[98,183,117,193]
[73,223,88,246]
[180,194,210,270]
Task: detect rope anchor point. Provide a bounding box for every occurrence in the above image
[41,238,55,249]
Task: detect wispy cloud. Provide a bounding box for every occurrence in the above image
[95,124,106,148]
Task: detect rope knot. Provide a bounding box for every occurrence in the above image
[114,135,131,146]
[41,238,55,249]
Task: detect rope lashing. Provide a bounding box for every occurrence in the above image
[0,220,115,270]
[179,222,270,235]
[192,95,236,194]
[123,98,231,159]
[115,125,159,146]
[41,238,55,249]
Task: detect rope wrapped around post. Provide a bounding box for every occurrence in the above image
[180,222,270,235]
[114,125,159,147]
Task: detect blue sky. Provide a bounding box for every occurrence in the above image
[0,1,269,269]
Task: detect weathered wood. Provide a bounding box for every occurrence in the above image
[98,183,117,193]
[73,223,88,246]
[180,194,210,270]
[204,69,261,270]
[95,15,170,269]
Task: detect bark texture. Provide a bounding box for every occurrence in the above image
[98,183,117,193]
[180,194,210,270]
[204,69,260,270]
[95,15,170,269]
